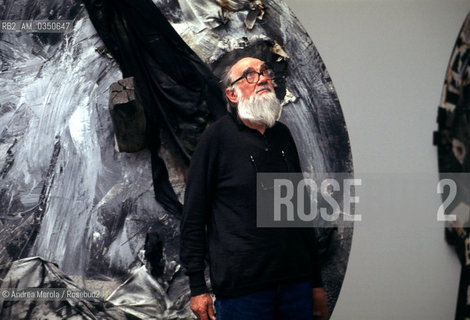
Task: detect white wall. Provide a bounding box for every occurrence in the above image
[285,0,470,319]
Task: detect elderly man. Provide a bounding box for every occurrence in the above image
[180,57,328,320]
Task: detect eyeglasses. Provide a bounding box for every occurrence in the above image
[230,68,275,86]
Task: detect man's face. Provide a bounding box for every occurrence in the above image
[226,57,275,103]
[225,57,281,128]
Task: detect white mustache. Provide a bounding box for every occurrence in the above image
[255,85,272,94]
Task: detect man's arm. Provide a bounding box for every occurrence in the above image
[179,128,219,318]
[310,229,328,319]
[283,124,328,318]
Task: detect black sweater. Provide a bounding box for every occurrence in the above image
[180,113,322,298]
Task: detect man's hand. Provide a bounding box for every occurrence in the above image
[313,287,328,320]
[190,293,216,320]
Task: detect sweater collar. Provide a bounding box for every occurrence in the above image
[228,110,276,135]
[228,110,247,130]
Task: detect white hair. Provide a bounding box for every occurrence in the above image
[222,66,237,113]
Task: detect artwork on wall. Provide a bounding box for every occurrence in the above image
[0,0,352,317]
[434,11,470,320]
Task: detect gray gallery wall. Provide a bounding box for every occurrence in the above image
[285,0,470,319]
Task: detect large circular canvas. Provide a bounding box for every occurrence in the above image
[435,11,470,320]
[0,0,352,318]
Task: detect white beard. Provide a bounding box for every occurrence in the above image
[235,86,282,128]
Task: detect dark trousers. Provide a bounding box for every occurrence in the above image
[215,281,313,320]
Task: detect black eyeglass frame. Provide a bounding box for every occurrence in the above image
[230,68,275,86]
